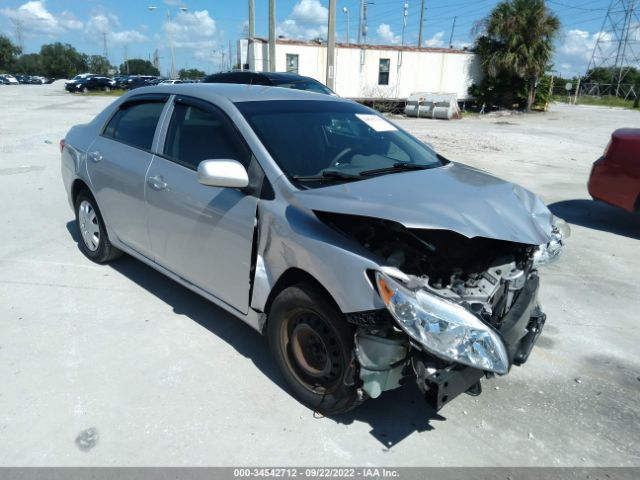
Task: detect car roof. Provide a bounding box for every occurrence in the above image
[128,83,350,103]
[206,71,318,82]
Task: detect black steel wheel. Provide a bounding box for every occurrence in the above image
[267,283,361,415]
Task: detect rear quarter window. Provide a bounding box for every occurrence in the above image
[103,101,166,150]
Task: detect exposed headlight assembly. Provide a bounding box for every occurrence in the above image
[533,216,571,267]
[375,271,509,374]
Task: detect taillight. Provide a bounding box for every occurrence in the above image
[59,138,65,153]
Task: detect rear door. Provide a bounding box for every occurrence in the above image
[145,96,258,314]
[87,95,168,255]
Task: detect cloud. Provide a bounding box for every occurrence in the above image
[424,32,445,48]
[553,29,614,76]
[0,0,82,35]
[84,11,148,47]
[277,0,328,40]
[163,9,219,61]
[376,24,400,44]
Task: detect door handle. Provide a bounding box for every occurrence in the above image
[88,151,102,163]
[147,175,168,191]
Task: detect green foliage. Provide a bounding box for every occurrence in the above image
[119,59,160,76]
[14,53,44,75]
[39,43,87,78]
[583,67,640,88]
[469,74,529,109]
[86,55,113,75]
[473,0,560,111]
[178,68,206,80]
[0,35,21,72]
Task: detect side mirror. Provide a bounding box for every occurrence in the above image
[197,159,249,188]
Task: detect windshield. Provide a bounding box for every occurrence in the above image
[236,100,443,188]
[270,79,334,95]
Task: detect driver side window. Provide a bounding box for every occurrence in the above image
[163,102,251,170]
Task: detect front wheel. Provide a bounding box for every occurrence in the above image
[267,283,361,415]
[74,190,122,263]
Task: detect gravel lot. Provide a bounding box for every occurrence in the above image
[1,84,639,466]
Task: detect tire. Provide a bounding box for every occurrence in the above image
[104,86,111,93]
[82,87,88,94]
[267,283,361,415]
[74,190,122,263]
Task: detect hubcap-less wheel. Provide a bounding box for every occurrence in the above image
[78,200,100,251]
[283,313,344,394]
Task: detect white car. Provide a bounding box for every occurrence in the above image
[1,74,19,85]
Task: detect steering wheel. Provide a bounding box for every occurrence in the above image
[329,148,353,167]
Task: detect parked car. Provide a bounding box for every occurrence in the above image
[0,75,11,85]
[0,74,19,84]
[159,79,184,85]
[66,76,115,93]
[124,75,158,89]
[203,71,336,95]
[65,73,96,86]
[588,128,640,213]
[61,84,569,414]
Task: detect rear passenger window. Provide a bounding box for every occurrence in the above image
[103,101,165,150]
[163,102,250,170]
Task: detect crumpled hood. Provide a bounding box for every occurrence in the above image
[291,162,554,245]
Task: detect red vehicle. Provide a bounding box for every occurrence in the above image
[588,128,640,213]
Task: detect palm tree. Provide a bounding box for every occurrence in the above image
[475,0,560,112]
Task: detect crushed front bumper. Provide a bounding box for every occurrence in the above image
[415,274,546,410]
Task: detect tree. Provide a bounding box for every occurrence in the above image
[86,55,113,75]
[474,0,560,112]
[178,68,206,80]
[14,54,44,75]
[119,59,160,76]
[39,43,87,78]
[0,35,21,72]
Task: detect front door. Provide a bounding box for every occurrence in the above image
[145,97,258,314]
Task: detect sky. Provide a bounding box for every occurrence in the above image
[0,0,620,78]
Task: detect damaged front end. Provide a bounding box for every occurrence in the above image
[317,212,568,410]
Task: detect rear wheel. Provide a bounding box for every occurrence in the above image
[267,283,361,415]
[82,86,88,94]
[104,86,111,93]
[74,190,122,263]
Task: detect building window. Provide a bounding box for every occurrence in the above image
[286,54,299,73]
[378,58,390,85]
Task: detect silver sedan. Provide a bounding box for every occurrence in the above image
[61,84,569,414]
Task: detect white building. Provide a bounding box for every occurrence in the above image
[244,38,482,100]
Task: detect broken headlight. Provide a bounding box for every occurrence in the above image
[375,271,509,374]
[533,217,571,267]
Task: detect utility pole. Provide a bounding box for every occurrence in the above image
[248,0,255,38]
[343,7,349,43]
[268,0,276,72]
[167,10,177,78]
[124,46,129,74]
[401,2,408,46]
[448,16,457,47]
[358,0,370,44]
[418,0,425,47]
[102,32,109,60]
[327,0,336,90]
[11,19,24,53]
